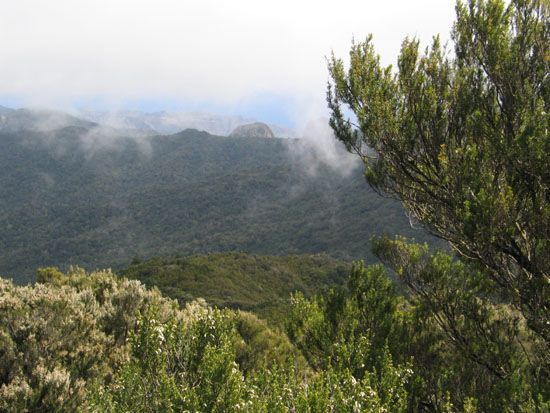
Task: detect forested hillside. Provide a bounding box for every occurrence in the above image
[120,252,351,322]
[0,125,434,283]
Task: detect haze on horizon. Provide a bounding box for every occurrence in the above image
[0,0,455,128]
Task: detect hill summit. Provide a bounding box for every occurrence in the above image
[229,122,275,138]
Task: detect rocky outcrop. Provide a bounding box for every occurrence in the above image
[229,122,275,139]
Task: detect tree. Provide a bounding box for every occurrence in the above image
[327,0,549,341]
[372,237,548,410]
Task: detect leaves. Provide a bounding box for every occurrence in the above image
[328,0,549,342]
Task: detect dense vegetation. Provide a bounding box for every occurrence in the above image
[1,259,546,411]
[120,252,350,322]
[0,267,410,412]
[0,125,434,284]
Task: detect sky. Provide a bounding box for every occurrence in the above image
[0,0,456,128]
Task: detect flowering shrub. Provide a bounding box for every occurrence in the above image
[0,267,178,412]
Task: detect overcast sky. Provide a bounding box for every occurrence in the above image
[0,0,456,127]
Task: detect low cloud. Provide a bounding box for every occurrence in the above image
[288,117,361,178]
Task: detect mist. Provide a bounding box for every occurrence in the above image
[287,118,361,178]
[0,0,455,127]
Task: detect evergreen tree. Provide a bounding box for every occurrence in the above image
[327,0,549,341]
[328,0,549,408]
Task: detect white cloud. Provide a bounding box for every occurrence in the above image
[0,0,456,118]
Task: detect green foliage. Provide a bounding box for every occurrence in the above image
[0,267,179,412]
[242,359,409,412]
[374,237,549,411]
[286,262,408,374]
[327,0,549,408]
[234,311,308,373]
[90,303,245,412]
[119,252,350,324]
[7,255,547,410]
[287,256,549,411]
[0,267,317,412]
[4,265,410,412]
[327,0,549,340]
[90,297,410,413]
[285,263,414,409]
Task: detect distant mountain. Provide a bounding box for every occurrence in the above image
[78,109,297,137]
[0,122,439,283]
[0,105,297,138]
[0,107,96,133]
[229,122,275,138]
[0,105,14,115]
[0,106,154,138]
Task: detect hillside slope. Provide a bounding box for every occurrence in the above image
[120,252,350,321]
[0,126,437,283]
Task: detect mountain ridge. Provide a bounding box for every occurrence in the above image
[77,108,297,137]
[0,108,439,283]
